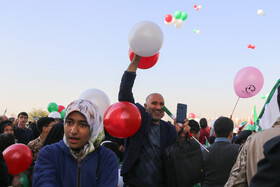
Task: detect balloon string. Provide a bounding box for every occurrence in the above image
[231,97,240,118]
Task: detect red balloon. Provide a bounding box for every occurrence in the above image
[104,101,142,138]
[188,113,196,119]
[251,45,255,49]
[247,44,252,48]
[196,8,199,10]
[194,4,197,8]
[58,105,65,113]
[3,144,33,175]
[165,14,172,23]
[129,49,159,69]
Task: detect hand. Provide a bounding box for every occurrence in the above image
[17,122,25,129]
[174,118,190,137]
[12,175,23,187]
[127,53,142,72]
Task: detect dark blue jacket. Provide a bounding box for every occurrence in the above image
[33,140,118,187]
[14,126,34,145]
[119,71,177,177]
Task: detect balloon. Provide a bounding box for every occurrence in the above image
[194,4,197,8]
[247,44,252,48]
[181,12,188,21]
[194,29,197,33]
[198,5,202,9]
[129,49,159,69]
[3,144,33,175]
[174,20,183,29]
[47,102,58,113]
[48,111,61,118]
[188,113,196,119]
[196,30,200,34]
[172,17,178,24]
[60,109,66,119]
[104,101,142,138]
[257,9,264,15]
[128,21,164,57]
[196,8,199,11]
[251,45,255,49]
[233,66,264,98]
[19,173,29,187]
[165,14,172,23]
[79,88,111,118]
[260,94,266,99]
[58,105,65,113]
[164,20,172,26]
[174,11,182,19]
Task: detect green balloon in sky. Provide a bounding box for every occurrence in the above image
[260,95,266,99]
[60,108,66,119]
[174,11,182,19]
[47,102,59,113]
[181,12,188,21]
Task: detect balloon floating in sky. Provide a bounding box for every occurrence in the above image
[257,9,264,16]
[247,44,255,49]
[194,4,202,11]
[129,21,164,57]
[129,48,159,69]
[194,29,200,34]
[233,66,264,98]
[164,11,188,29]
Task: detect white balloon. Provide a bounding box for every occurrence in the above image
[196,29,200,34]
[198,5,202,9]
[79,88,111,118]
[48,111,61,118]
[257,9,264,15]
[172,17,178,24]
[174,20,183,29]
[128,21,164,57]
[164,20,172,26]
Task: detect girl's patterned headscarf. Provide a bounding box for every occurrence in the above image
[63,99,105,159]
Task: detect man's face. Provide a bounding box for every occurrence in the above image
[18,115,28,128]
[144,94,164,123]
[4,126,14,134]
[64,111,90,150]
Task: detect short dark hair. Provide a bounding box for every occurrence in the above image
[37,117,55,134]
[199,118,208,129]
[18,112,28,118]
[189,120,200,133]
[214,116,234,138]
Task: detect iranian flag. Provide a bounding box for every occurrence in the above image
[255,79,280,131]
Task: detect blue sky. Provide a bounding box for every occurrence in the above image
[0,0,279,120]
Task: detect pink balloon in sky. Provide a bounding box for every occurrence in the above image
[234,66,264,98]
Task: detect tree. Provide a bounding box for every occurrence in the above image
[28,108,49,122]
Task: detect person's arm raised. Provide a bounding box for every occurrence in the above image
[127,54,141,72]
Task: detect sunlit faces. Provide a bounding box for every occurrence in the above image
[144,93,164,123]
[4,125,14,134]
[64,111,91,149]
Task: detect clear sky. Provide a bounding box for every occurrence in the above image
[0,0,279,121]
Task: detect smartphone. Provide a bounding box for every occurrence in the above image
[176,103,187,124]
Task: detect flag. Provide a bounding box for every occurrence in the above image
[3,108,7,115]
[250,105,258,125]
[255,79,280,131]
[205,137,210,147]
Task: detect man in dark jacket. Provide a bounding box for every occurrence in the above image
[14,112,34,145]
[202,116,239,187]
[119,54,178,186]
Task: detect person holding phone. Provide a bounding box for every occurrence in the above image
[119,54,188,187]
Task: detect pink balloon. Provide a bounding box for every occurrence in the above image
[234,66,264,98]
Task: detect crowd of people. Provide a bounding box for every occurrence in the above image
[0,54,280,187]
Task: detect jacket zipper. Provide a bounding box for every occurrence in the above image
[77,162,81,187]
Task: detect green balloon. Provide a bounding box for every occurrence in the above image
[174,11,182,19]
[181,12,188,21]
[60,108,66,119]
[194,29,197,33]
[260,95,266,99]
[19,173,29,187]
[47,102,59,113]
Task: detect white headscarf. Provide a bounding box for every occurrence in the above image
[63,99,105,159]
